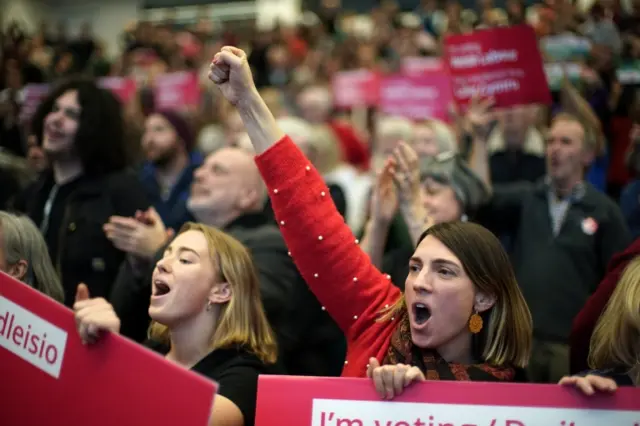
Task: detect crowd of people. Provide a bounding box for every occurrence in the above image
[1,0,640,424]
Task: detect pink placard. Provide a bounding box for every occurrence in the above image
[19,83,51,122]
[379,72,453,121]
[255,376,640,426]
[98,76,138,104]
[154,71,201,110]
[443,25,552,108]
[332,69,380,108]
[0,272,217,426]
[401,57,444,75]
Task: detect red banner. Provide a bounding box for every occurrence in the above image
[98,77,138,104]
[256,376,640,426]
[154,71,201,110]
[443,25,552,108]
[0,272,217,426]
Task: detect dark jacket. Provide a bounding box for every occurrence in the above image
[110,212,346,377]
[17,170,150,306]
[478,179,630,342]
[138,151,203,231]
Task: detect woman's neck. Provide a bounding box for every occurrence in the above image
[436,332,475,365]
[52,158,84,185]
[166,311,217,369]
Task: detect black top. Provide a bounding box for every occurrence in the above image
[146,341,281,426]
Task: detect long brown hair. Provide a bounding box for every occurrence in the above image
[381,221,532,368]
[149,223,278,364]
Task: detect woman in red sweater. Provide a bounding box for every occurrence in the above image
[208,46,533,398]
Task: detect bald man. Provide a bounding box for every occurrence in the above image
[110,146,346,377]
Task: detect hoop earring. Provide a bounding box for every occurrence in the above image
[468,310,483,334]
[206,301,213,312]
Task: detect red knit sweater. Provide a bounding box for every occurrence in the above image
[255,136,402,377]
[569,237,640,374]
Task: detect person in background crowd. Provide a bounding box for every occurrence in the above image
[561,255,640,391]
[137,109,203,231]
[297,85,370,171]
[74,222,281,426]
[362,142,489,289]
[619,123,640,238]
[0,211,64,303]
[470,100,631,384]
[17,78,149,306]
[209,46,532,397]
[109,145,346,377]
[373,115,415,171]
[411,119,458,160]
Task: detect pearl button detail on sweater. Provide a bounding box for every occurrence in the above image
[318,235,323,241]
[355,239,359,244]
[314,273,319,278]
[353,315,358,319]
[385,274,391,280]
[344,360,348,365]
[321,306,326,310]
[306,166,311,171]
[287,251,291,256]
[280,221,285,225]
[273,189,278,194]
[320,191,326,197]
[353,277,358,282]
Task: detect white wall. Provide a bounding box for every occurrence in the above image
[1,0,50,32]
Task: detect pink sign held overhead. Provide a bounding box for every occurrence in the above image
[255,376,640,426]
[332,69,380,109]
[443,25,551,108]
[0,272,218,426]
[379,72,453,121]
[154,71,201,110]
[98,77,138,104]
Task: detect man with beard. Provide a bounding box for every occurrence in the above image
[138,110,203,231]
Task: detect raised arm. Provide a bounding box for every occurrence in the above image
[208,47,402,337]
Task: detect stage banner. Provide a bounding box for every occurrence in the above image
[0,272,217,426]
[443,25,552,108]
[255,376,640,426]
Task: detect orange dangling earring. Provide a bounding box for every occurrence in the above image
[468,310,483,334]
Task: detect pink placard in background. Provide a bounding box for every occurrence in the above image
[98,77,138,104]
[19,84,50,122]
[401,56,444,75]
[256,376,640,426]
[331,69,380,108]
[0,272,217,426]
[379,71,453,121]
[154,71,201,110]
[443,25,552,108]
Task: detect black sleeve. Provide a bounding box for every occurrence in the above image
[476,182,532,233]
[108,171,151,217]
[215,365,262,426]
[328,183,348,219]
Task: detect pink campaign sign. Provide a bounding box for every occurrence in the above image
[98,77,137,104]
[379,72,453,121]
[255,376,640,426]
[0,272,218,426]
[401,57,444,75]
[19,84,50,122]
[154,71,201,110]
[332,69,380,109]
[443,25,552,108]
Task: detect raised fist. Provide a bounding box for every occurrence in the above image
[208,46,256,106]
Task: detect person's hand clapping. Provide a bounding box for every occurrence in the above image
[390,141,421,207]
[464,95,496,141]
[371,158,399,225]
[103,207,174,260]
[558,374,618,396]
[208,46,256,106]
[367,358,426,400]
[73,284,121,345]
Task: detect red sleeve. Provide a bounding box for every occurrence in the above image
[569,237,640,374]
[255,136,401,341]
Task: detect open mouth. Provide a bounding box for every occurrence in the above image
[153,281,171,296]
[412,303,431,325]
